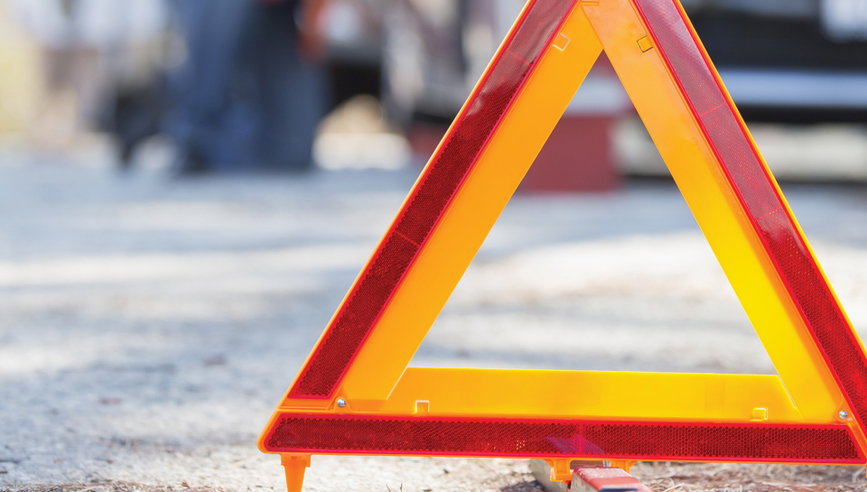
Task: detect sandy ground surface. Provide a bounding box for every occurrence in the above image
[1,163,867,492]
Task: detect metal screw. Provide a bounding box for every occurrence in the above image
[839,410,849,420]
[337,399,346,408]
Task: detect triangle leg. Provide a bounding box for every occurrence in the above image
[281,454,310,492]
[583,0,846,423]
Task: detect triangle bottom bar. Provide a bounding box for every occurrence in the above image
[262,414,864,464]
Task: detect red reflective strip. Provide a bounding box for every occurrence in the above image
[633,0,867,438]
[263,414,863,463]
[288,0,579,398]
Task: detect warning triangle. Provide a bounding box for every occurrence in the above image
[259,0,867,488]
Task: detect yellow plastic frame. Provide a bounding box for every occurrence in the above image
[260,0,867,486]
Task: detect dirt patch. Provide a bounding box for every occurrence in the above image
[1,463,865,492]
[631,463,867,492]
[1,481,232,492]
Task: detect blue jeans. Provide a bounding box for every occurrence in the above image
[165,0,328,171]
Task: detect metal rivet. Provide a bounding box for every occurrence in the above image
[337,399,346,408]
[839,410,849,420]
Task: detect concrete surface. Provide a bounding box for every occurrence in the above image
[1,162,866,492]
[615,118,867,182]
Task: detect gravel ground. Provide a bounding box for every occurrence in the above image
[0,162,866,492]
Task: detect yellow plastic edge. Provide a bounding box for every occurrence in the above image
[264,369,800,422]
[385,368,801,422]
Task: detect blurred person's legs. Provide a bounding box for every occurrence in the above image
[164,0,256,173]
[249,0,327,171]
[165,0,327,174]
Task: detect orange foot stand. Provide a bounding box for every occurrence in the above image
[281,454,310,492]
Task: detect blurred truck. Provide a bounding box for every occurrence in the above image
[686,0,867,123]
[379,0,867,181]
[382,0,867,124]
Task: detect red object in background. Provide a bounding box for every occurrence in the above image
[520,115,619,192]
[416,114,621,193]
[414,113,622,194]
[410,54,628,194]
[521,53,629,193]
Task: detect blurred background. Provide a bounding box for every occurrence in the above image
[0,0,865,181]
[1,0,867,490]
